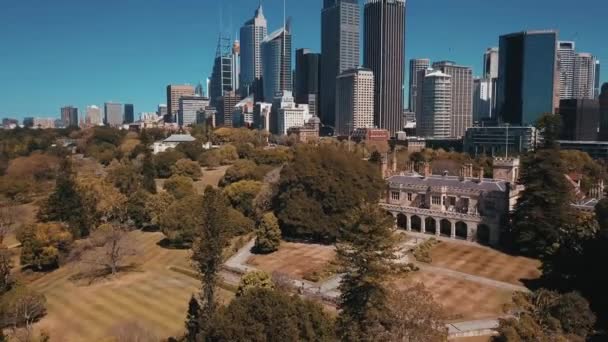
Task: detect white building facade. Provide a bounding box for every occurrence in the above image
[335,67,375,136]
[419,71,452,138]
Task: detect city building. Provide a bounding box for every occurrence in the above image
[595,60,601,99]
[483,47,499,79]
[272,91,311,135]
[166,85,195,122]
[217,91,240,127]
[234,95,255,127]
[408,58,431,113]
[61,106,78,127]
[2,118,18,129]
[261,25,292,103]
[295,48,320,118]
[124,104,134,124]
[382,158,522,246]
[104,102,123,128]
[239,4,267,97]
[152,134,196,154]
[432,61,473,138]
[364,0,406,136]
[85,105,102,126]
[598,84,608,140]
[32,118,55,129]
[232,40,240,94]
[351,128,390,142]
[335,68,375,136]
[418,70,452,138]
[496,30,559,125]
[464,125,539,157]
[558,140,608,160]
[573,53,597,100]
[287,118,320,144]
[558,41,576,99]
[559,99,600,141]
[320,0,360,128]
[157,104,168,119]
[209,35,236,107]
[473,78,494,122]
[253,102,272,131]
[23,118,34,128]
[178,96,210,127]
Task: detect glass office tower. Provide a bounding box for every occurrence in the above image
[496,31,558,125]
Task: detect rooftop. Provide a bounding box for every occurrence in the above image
[387,173,509,193]
[163,134,196,143]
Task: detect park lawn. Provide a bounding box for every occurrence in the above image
[29,231,233,342]
[452,336,492,342]
[195,165,231,190]
[393,270,513,322]
[429,241,541,286]
[246,242,336,282]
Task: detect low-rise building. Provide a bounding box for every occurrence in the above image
[464,125,539,157]
[152,134,196,154]
[381,158,522,246]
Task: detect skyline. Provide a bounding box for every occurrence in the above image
[1,0,607,119]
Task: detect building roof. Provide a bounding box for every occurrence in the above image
[387,173,509,192]
[163,134,196,143]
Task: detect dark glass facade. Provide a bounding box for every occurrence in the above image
[496,31,558,125]
[559,99,600,141]
[295,49,320,104]
[124,104,134,124]
[599,84,608,141]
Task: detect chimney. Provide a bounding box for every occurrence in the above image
[423,162,431,178]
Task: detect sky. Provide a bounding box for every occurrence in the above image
[0,0,606,120]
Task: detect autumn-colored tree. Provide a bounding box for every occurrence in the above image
[106,159,142,195]
[159,195,203,246]
[171,159,202,180]
[224,180,263,217]
[16,223,73,271]
[163,175,195,200]
[254,212,281,254]
[144,192,174,227]
[141,150,157,194]
[236,271,275,297]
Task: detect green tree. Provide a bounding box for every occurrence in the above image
[198,149,221,168]
[145,191,174,227]
[159,195,203,247]
[141,150,157,194]
[274,145,385,243]
[237,270,275,297]
[38,158,89,238]
[220,159,271,186]
[510,146,575,257]
[0,246,13,295]
[336,204,399,340]
[225,207,255,237]
[16,223,73,271]
[185,295,201,342]
[171,159,202,180]
[192,186,231,336]
[126,190,151,228]
[254,212,281,254]
[106,159,142,195]
[163,175,195,200]
[176,141,204,161]
[224,180,263,217]
[536,113,562,149]
[206,288,335,342]
[154,149,186,178]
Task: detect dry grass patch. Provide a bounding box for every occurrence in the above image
[247,242,336,281]
[452,336,492,342]
[393,270,512,322]
[195,165,231,190]
[26,231,229,342]
[430,242,541,286]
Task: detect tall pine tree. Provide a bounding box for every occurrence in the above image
[191,186,230,338]
[185,295,201,341]
[38,158,90,238]
[142,150,157,194]
[336,204,399,340]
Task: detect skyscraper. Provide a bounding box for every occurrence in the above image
[104,102,123,128]
[179,96,209,127]
[496,30,558,125]
[240,4,267,97]
[595,61,601,99]
[432,61,473,137]
[419,71,452,138]
[124,104,134,124]
[335,68,375,136]
[473,78,493,122]
[61,106,78,128]
[261,24,292,103]
[364,0,406,136]
[600,84,608,141]
[558,41,576,99]
[232,40,241,93]
[573,53,597,99]
[217,91,240,128]
[320,0,360,128]
[209,35,236,107]
[85,105,102,126]
[166,85,195,123]
[483,47,499,79]
[295,48,321,117]
[408,58,431,113]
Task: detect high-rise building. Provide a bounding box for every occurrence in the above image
[595,61,601,99]
[275,91,311,135]
[61,106,78,127]
[573,53,597,100]
[157,104,168,119]
[124,104,134,124]
[408,58,431,113]
[261,25,292,103]
[295,48,321,118]
[179,96,210,127]
[335,68,375,136]
[232,40,241,93]
[253,102,273,131]
[599,84,608,141]
[432,61,473,137]
[166,85,195,123]
[496,30,558,125]
[418,70,452,138]
[320,0,360,128]
[473,78,494,122]
[558,41,576,99]
[217,91,240,127]
[104,102,123,128]
[240,4,267,97]
[483,47,499,79]
[209,35,236,107]
[364,0,406,136]
[85,105,102,126]
[32,118,55,129]
[559,99,600,141]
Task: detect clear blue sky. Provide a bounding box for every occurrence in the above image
[1,0,606,120]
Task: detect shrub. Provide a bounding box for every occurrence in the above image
[163,175,195,200]
[171,159,202,180]
[254,213,281,254]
